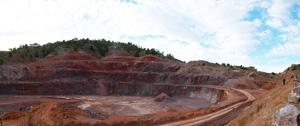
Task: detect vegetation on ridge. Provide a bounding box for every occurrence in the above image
[0,38,180,64]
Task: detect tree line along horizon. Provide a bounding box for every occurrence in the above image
[0,38,178,65]
[0,37,295,74]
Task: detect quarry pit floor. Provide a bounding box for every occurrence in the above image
[0,89,267,126]
[0,95,211,116]
[0,95,216,126]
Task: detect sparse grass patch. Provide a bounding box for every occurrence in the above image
[22,112,41,126]
[292,65,297,71]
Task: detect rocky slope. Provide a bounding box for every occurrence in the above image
[0,51,273,98]
[227,66,300,126]
[0,49,279,126]
[0,51,231,105]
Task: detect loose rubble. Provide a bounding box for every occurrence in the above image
[154,93,172,102]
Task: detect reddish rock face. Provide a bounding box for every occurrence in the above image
[0,52,231,97]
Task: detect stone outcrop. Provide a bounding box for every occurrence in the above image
[154,93,172,102]
[288,94,300,103]
[288,74,300,103]
[294,80,300,87]
[273,103,300,126]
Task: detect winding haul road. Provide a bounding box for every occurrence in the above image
[160,86,256,126]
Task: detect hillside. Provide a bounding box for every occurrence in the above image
[0,38,180,65]
[0,43,277,125]
[227,65,300,126]
[0,39,284,126]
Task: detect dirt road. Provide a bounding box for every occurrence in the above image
[160,87,255,126]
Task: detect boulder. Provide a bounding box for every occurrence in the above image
[292,73,298,80]
[154,93,171,102]
[248,72,257,78]
[294,80,300,87]
[273,103,300,126]
[288,94,300,103]
[292,86,300,95]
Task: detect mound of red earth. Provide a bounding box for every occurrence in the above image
[154,93,172,102]
[138,54,165,62]
[39,51,98,61]
[223,78,259,90]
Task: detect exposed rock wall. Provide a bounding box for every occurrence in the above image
[0,52,230,104]
[0,82,223,103]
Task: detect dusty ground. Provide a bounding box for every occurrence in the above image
[0,86,267,126]
[0,95,212,126]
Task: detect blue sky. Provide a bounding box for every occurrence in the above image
[0,0,300,73]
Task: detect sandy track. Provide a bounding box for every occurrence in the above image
[160,87,255,126]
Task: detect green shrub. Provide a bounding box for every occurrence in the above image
[0,58,3,65]
[222,63,226,67]
[35,51,39,58]
[8,52,12,57]
[292,66,297,71]
[134,51,140,57]
[74,46,78,52]
[22,112,41,126]
[166,54,175,60]
[90,46,95,52]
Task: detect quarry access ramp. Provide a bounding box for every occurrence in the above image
[160,87,255,126]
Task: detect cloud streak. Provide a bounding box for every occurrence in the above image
[0,0,300,72]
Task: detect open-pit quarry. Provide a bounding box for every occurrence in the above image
[0,51,273,126]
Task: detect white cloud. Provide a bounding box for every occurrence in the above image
[267,42,300,56]
[265,0,300,58]
[2,0,297,73]
[255,64,288,73]
[0,0,262,51]
[256,29,271,38]
[265,18,283,28]
[267,0,294,19]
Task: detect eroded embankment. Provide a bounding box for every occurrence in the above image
[0,52,231,90]
[0,82,225,104]
[0,53,230,101]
